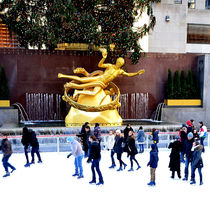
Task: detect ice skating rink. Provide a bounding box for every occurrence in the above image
[0,148,209,207]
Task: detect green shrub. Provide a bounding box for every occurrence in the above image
[0,65,9,100]
[166,69,174,98]
[173,70,181,98]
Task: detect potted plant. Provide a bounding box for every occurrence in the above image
[0,65,10,107]
[164,69,201,106]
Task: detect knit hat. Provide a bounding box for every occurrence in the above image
[186,120,192,127]
[187,132,193,139]
[66,137,75,144]
[116,129,121,133]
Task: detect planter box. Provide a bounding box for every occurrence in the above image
[0,100,10,107]
[164,99,202,106]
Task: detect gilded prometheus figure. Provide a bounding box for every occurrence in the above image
[58,46,145,126]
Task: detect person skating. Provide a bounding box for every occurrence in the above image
[0,133,16,177]
[67,137,84,179]
[180,126,187,163]
[198,121,207,153]
[168,136,182,179]
[29,129,42,164]
[87,135,104,186]
[190,141,204,185]
[81,125,91,157]
[21,127,31,167]
[136,126,145,153]
[152,128,159,152]
[113,129,127,171]
[182,132,194,181]
[107,130,116,169]
[127,130,141,171]
[147,144,159,186]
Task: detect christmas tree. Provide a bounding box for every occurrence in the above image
[0,0,161,64]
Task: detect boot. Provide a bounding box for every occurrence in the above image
[147,181,155,186]
[89,180,96,184]
[3,172,10,178]
[190,180,196,185]
[128,168,134,172]
[109,164,116,169]
[136,165,141,170]
[117,167,123,171]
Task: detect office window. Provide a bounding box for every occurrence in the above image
[188,0,195,9]
[187,24,210,44]
[174,0,182,4]
[206,0,210,9]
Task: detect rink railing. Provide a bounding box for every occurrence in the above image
[1,132,210,153]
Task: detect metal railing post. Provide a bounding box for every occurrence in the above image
[57,136,60,152]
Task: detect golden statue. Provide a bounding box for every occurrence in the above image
[58,47,145,126]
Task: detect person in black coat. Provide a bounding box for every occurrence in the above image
[190,141,203,185]
[147,144,159,186]
[127,130,141,171]
[180,126,187,163]
[81,125,91,157]
[183,132,194,181]
[123,124,133,155]
[168,136,182,179]
[113,129,127,171]
[22,127,31,167]
[152,128,159,152]
[87,135,104,186]
[28,129,42,164]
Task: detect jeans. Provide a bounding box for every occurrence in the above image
[91,159,103,183]
[74,154,83,176]
[110,149,116,166]
[2,154,15,173]
[130,155,140,168]
[31,146,42,162]
[191,167,202,182]
[200,137,205,152]
[184,157,191,179]
[138,144,144,153]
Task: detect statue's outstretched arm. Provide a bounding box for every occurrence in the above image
[98,48,110,68]
[120,69,145,77]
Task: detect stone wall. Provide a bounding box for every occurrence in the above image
[0,49,198,120]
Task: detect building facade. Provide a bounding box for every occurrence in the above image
[142,0,210,54]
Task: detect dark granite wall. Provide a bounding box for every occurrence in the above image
[0,49,198,120]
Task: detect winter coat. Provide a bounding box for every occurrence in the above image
[29,130,39,147]
[113,135,124,154]
[71,140,83,157]
[168,140,182,171]
[94,126,101,140]
[136,130,145,143]
[184,138,194,159]
[152,130,159,143]
[147,149,159,168]
[21,132,31,148]
[123,127,133,139]
[127,136,138,156]
[88,141,101,161]
[191,145,203,169]
[0,139,12,156]
[107,134,115,150]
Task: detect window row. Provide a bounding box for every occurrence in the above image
[174,0,210,9]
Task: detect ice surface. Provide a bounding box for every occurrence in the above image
[0,148,209,207]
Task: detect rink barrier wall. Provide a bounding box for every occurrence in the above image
[0,132,209,153]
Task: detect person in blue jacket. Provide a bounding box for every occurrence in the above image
[147,144,159,186]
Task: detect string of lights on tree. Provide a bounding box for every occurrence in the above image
[0,0,161,64]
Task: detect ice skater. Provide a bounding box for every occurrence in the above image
[67,137,84,179]
[21,127,31,167]
[113,129,127,171]
[0,133,16,177]
[107,130,116,168]
[87,135,104,185]
[190,141,204,185]
[168,136,182,179]
[147,144,159,186]
[127,130,141,171]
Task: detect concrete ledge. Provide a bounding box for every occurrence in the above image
[0,109,19,128]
